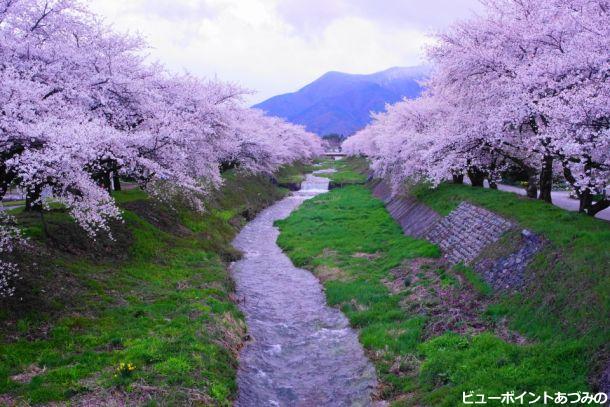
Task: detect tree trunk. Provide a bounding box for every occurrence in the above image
[560,159,605,216]
[586,198,609,217]
[101,172,112,194]
[0,165,18,201]
[578,190,592,213]
[220,161,238,173]
[538,156,553,203]
[452,174,464,184]
[0,169,9,200]
[25,184,43,212]
[487,157,499,190]
[113,173,122,191]
[467,168,485,187]
[40,211,49,238]
[1,148,21,201]
[526,173,538,199]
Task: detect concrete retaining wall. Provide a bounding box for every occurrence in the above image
[372,181,441,238]
[371,180,543,291]
[425,202,514,264]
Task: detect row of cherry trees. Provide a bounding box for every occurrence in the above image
[344,0,609,215]
[0,0,322,296]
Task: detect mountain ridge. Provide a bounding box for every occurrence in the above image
[253,66,429,136]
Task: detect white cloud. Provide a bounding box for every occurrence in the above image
[88,0,481,104]
[276,0,483,33]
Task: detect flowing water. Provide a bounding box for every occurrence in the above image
[231,170,377,406]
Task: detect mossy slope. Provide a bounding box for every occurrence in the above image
[277,159,609,406]
[0,170,290,405]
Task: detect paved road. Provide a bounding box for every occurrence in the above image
[0,205,21,212]
[2,182,608,221]
[490,182,610,221]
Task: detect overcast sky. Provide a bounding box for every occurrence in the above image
[89,0,483,104]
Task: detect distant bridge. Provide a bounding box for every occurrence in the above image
[323,152,347,158]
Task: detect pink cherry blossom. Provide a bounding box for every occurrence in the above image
[0,0,322,297]
[345,0,609,214]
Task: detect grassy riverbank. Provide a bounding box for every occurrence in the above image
[276,159,609,406]
[411,183,609,349]
[0,167,301,405]
[275,161,318,188]
[326,157,369,188]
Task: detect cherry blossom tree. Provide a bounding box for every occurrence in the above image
[0,0,322,297]
[0,213,23,298]
[1,0,321,223]
[225,108,323,175]
[345,0,609,215]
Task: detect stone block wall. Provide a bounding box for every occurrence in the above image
[475,229,544,290]
[371,181,543,291]
[425,202,514,264]
[372,181,441,238]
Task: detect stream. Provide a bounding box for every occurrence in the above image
[231,170,377,406]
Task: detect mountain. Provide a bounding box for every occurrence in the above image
[253,66,430,136]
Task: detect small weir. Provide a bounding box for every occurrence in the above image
[231,170,377,406]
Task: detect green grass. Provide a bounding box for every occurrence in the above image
[0,169,294,405]
[322,157,369,186]
[0,200,25,207]
[453,264,493,297]
[419,333,589,407]
[276,164,609,406]
[1,246,240,404]
[276,185,440,401]
[275,161,317,185]
[412,183,609,344]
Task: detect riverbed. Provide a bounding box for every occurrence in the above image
[231,171,376,406]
